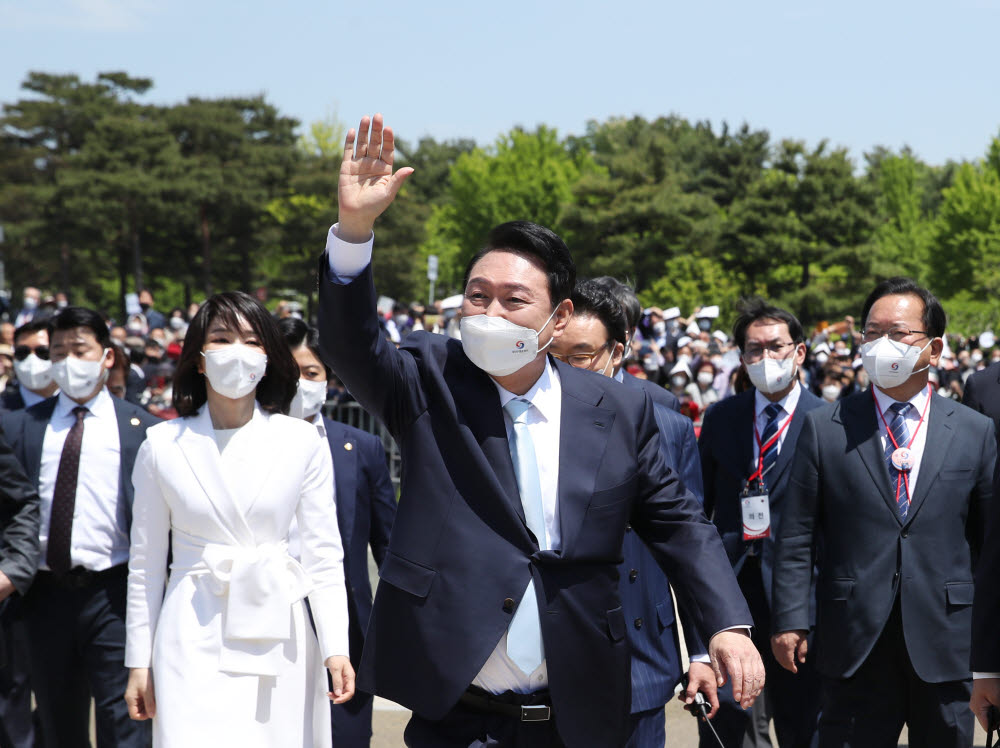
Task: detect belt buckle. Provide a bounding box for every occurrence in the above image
[520,704,550,722]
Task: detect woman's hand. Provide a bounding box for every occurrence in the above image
[325,655,356,704]
[124,667,156,720]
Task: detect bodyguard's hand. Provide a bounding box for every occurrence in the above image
[338,113,414,243]
[326,655,356,704]
[771,629,809,673]
[124,667,156,720]
[709,630,764,709]
[971,677,1000,731]
[684,661,720,718]
[0,571,14,602]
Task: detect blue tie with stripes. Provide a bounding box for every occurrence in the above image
[885,402,913,520]
[760,403,783,490]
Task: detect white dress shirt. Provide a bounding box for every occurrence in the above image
[38,388,126,571]
[20,383,52,409]
[872,384,931,497]
[752,382,803,469]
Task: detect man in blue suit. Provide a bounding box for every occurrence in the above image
[550,278,717,747]
[772,278,995,747]
[317,114,763,748]
[697,299,824,748]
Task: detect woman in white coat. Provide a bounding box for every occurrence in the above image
[123,292,354,747]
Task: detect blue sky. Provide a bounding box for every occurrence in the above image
[3,0,1000,167]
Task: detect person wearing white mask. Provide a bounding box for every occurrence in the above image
[696,298,825,748]
[278,316,396,748]
[773,277,996,746]
[0,307,160,748]
[685,361,720,415]
[123,292,354,747]
[12,288,40,329]
[0,321,60,414]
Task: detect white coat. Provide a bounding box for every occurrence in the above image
[125,404,349,747]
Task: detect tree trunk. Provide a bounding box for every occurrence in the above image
[239,239,251,292]
[131,215,144,292]
[118,223,129,322]
[200,204,213,296]
[60,242,71,296]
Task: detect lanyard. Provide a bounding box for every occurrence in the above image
[872,385,932,504]
[748,406,795,485]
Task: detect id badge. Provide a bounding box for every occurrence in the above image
[742,493,771,540]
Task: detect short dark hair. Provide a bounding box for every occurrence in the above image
[462,221,576,308]
[732,298,804,351]
[861,277,946,339]
[277,317,332,379]
[571,279,628,346]
[14,319,50,343]
[590,276,642,331]
[173,292,299,417]
[48,306,111,348]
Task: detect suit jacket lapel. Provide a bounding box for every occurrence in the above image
[176,408,255,545]
[842,394,901,525]
[238,407,281,516]
[724,391,756,482]
[769,387,814,492]
[326,420,358,548]
[905,394,954,522]
[556,364,615,553]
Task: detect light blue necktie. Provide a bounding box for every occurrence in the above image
[503,398,546,674]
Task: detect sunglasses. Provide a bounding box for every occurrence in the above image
[14,345,49,361]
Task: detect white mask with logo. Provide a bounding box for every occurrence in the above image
[744,356,797,394]
[13,353,53,391]
[50,350,109,400]
[202,344,267,399]
[460,307,558,377]
[860,336,931,390]
[289,378,327,420]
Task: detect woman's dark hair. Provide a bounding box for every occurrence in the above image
[277,317,332,379]
[48,306,111,348]
[732,298,804,351]
[173,292,299,417]
[861,277,946,339]
[462,221,577,308]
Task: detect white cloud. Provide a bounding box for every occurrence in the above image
[0,0,158,32]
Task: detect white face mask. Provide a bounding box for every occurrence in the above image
[288,377,327,420]
[744,356,797,394]
[671,374,687,388]
[697,371,715,386]
[169,316,186,331]
[13,353,53,391]
[815,352,829,365]
[202,344,267,400]
[460,307,558,377]
[821,384,842,402]
[860,336,931,390]
[50,350,109,400]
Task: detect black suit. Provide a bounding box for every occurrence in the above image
[773,390,995,747]
[3,394,159,748]
[697,386,824,747]
[0,387,25,415]
[319,263,751,747]
[0,420,40,618]
[622,371,681,413]
[324,418,397,747]
[963,362,1000,442]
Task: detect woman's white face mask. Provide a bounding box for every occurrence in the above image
[202,344,267,400]
[288,377,327,420]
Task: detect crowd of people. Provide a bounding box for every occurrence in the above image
[1,110,1000,748]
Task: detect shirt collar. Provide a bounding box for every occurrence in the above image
[754,381,802,419]
[494,357,561,424]
[613,368,625,383]
[20,383,50,408]
[309,413,327,438]
[55,385,115,420]
[873,383,931,417]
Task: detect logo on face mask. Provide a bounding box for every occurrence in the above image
[890,362,899,371]
[515,341,525,350]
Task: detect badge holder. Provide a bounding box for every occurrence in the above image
[741,477,771,542]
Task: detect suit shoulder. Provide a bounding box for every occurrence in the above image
[967,362,1000,389]
[949,397,995,432]
[114,400,161,429]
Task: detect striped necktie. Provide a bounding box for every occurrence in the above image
[885,402,913,520]
[759,402,783,490]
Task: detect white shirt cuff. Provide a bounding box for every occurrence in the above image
[325,223,374,281]
[690,654,710,663]
[974,672,1000,679]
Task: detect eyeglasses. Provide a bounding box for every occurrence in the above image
[741,341,796,363]
[860,327,928,343]
[13,344,49,361]
[552,348,608,369]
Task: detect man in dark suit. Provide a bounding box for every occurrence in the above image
[317,114,762,748]
[697,298,824,748]
[0,320,59,414]
[772,277,995,747]
[2,307,159,748]
[550,278,716,747]
[962,359,1000,442]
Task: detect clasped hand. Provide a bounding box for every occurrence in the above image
[709,630,766,709]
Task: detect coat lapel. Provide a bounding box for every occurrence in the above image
[841,394,901,525]
[326,420,358,549]
[237,407,281,516]
[768,387,816,493]
[725,391,756,482]
[176,408,255,545]
[905,394,955,522]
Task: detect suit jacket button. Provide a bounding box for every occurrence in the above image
[634,617,643,630]
[625,524,633,533]
[629,569,638,582]
[503,598,515,613]
[901,530,909,538]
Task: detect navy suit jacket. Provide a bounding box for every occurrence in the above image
[623,370,681,414]
[322,417,396,669]
[1,395,160,532]
[699,386,825,614]
[616,394,706,713]
[318,264,751,747]
[0,387,26,415]
[773,391,995,682]
[963,362,1000,443]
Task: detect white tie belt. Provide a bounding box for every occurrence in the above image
[171,529,313,676]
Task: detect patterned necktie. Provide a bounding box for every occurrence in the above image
[503,398,546,674]
[47,406,88,574]
[759,402,783,490]
[885,402,913,520]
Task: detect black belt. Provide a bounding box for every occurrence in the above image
[36,564,127,590]
[459,687,552,722]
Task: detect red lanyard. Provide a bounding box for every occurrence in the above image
[748,407,795,485]
[872,385,932,504]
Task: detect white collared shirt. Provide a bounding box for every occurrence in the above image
[872,384,931,496]
[20,383,52,409]
[38,388,126,571]
[751,383,803,468]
